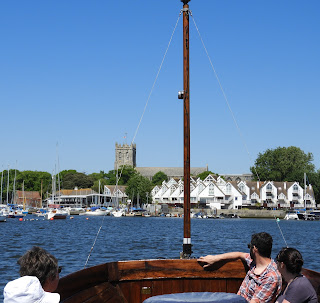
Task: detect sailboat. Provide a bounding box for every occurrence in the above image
[45,173,68,220]
[56,1,320,302]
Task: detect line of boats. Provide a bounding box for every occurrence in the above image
[0,204,244,221]
[0,205,154,221]
[284,209,320,221]
[2,204,319,222]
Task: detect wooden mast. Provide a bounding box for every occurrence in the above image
[181,0,192,258]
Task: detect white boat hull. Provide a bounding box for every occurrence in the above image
[80,210,107,216]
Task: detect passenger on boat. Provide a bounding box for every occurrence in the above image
[3,276,60,303]
[198,232,282,303]
[17,246,61,293]
[3,246,61,302]
[275,247,318,303]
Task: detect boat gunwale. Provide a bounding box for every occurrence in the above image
[56,259,247,301]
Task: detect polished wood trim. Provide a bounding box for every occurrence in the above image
[113,259,246,281]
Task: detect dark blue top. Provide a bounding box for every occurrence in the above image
[143,292,248,303]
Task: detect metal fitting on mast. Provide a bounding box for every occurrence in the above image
[178,91,185,99]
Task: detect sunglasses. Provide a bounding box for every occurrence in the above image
[247,243,252,249]
[58,266,62,273]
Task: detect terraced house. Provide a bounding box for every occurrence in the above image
[152,175,316,210]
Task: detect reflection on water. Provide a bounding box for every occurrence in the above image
[1,216,319,299]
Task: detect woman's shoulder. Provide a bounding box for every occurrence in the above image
[289,275,318,301]
[293,275,314,288]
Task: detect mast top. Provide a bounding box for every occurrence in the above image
[181,0,190,4]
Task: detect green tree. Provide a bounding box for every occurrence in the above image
[62,172,94,189]
[89,171,106,182]
[152,171,168,185]
[0,170,52,203]
[105,166,137,185]
[308,170,320,205]
[16,171,51,192]
[251,146,315,182]
[196,171,217,180]
[59,170,77,180]
[125,174,152,205]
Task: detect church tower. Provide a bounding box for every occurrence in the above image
[114,143,136,170]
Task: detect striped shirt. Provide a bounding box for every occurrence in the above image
[237,253,282,303]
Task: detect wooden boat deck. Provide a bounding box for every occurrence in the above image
[56,259,320,303]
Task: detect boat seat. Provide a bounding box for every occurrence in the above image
[142,292,247,303]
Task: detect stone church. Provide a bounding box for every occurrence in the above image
[114,143,252,181]
[114,143,207,180]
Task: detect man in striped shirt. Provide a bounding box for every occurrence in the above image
[198,232,282,303]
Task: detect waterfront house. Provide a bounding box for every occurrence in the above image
[151,175,316,210]
[14,190,41,208]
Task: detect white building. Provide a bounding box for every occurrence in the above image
[151,175,316,210]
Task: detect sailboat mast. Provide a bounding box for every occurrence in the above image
[40,180,43,209]
[1,168,3,204]
[304,172,306,210]
[181,0,192,258]
[7,165,10,205]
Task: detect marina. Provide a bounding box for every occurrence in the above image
[1,0,320,302]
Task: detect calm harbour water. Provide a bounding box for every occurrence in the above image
[1,216,319,300]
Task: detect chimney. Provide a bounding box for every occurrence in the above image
[257,181,259,189]
[284,182,286,190]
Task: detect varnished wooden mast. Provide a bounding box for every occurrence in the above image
[181,0,192,258]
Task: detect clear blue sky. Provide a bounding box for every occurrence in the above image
[1,0,319,175]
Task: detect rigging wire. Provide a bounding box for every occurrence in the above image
[84,13,182,268]
[117,12,183,191]
[274,216,289,248]
[189,14,294,245]
[84,225,104,268]
[131,12,182,145]
[190,13,261,182]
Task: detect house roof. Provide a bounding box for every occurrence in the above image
[104,185,127,194]
[59,188,95,196]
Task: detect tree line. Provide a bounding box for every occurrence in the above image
[250,146,320,203]
[1,146,319,205]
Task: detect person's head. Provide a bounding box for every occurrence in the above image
[276,247,303,275]
[17,246,60,292]
[249,232,273,258]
